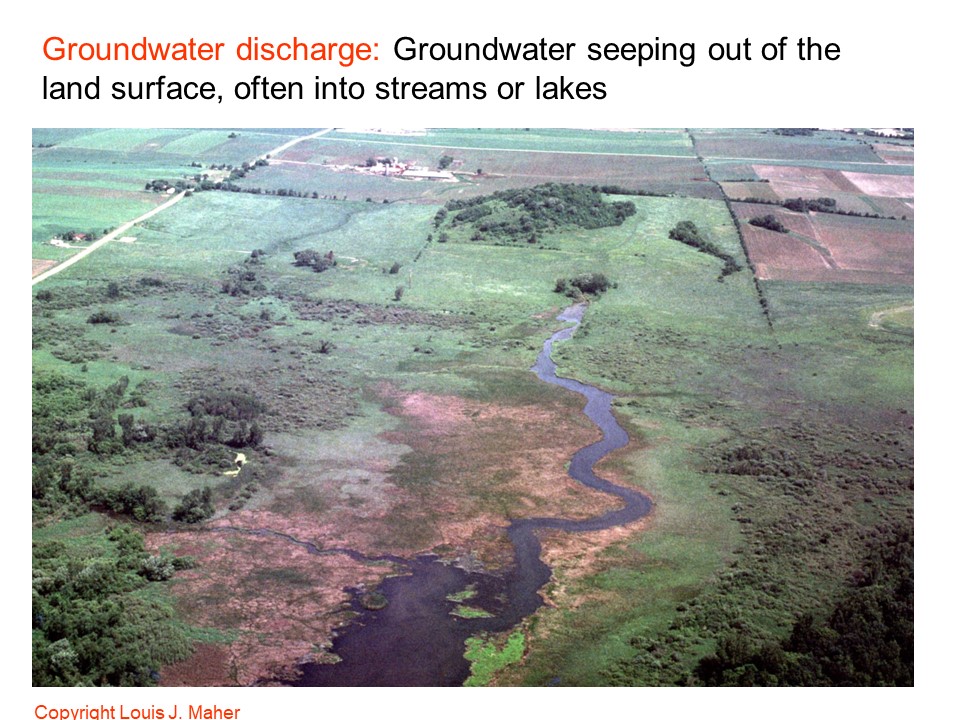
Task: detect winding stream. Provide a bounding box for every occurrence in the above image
[293,304,652,686]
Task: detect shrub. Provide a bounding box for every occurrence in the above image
[555,273,614,298]
[87,310,122,325]
[172,487,215,523]
[293,249,336,273]
[668,221,742,279]
[748,215,788,233]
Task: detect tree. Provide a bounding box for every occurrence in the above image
[172,487,214,523]
[394,285,405,301]
[438,155,454,170]
[293,249,335,273]
[748,215,788,233]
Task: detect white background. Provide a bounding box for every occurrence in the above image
[10,0,947,715]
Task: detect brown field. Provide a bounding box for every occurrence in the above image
[841,172,914,198]
[751,164,911,214]
[734,202,913,284]
[719,181,781,202]
[741,224,830,280]
[812,213,913,278]
[732,202,816,235]
[872,143,914,165]
[32,258,56,277]
[753,164,861,194]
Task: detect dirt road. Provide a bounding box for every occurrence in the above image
[32,128,335,287]
[32,190,187,286]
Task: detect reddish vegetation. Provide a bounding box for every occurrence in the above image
[148,527,394,686]
[151,382,630,684]
[539,439,650,587]
[377,386,623,559]
[157,644,232,687]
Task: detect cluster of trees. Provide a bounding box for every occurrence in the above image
[772,128,816,136]
[33,365,261,525]
[435,183,637,245]
[172,487,215,523]
[748,214,789,233]
[592,184,670,198]
[32,525,194,686]
[668,221,742,279]
[783,197,837,213]
[221,249,268,296]
[865,128,914,140]
[170,389,265,460]
[59,229,104,243]
[554,273,615,298]
[100,482,167,523]
[733,195,905,221]
[293,249,336,273]
[145,179,177,193]
[695,524,913,686]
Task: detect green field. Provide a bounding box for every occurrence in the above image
[32,128,913,687]
[329,128,696,155]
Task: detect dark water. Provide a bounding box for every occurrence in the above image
[294,304,652,686]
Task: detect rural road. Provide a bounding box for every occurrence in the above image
[32,190,187,286]
[32,128,335,286]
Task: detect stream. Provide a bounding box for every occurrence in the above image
[293,304,653,686]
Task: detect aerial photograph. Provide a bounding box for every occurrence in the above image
[31,127,913,686]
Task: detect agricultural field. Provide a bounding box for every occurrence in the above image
[690,128,885,163]
[733,203,914,284]
[32,128,912,688]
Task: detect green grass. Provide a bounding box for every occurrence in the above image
[463,630,526,686]
[328,128,696,156]
[450,605,494,619]
[446,585,478,602]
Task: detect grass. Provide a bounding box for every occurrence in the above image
[327,128,696,156]
[450,605,494,619]
[463,630,526,686]
[446,585,478,602]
